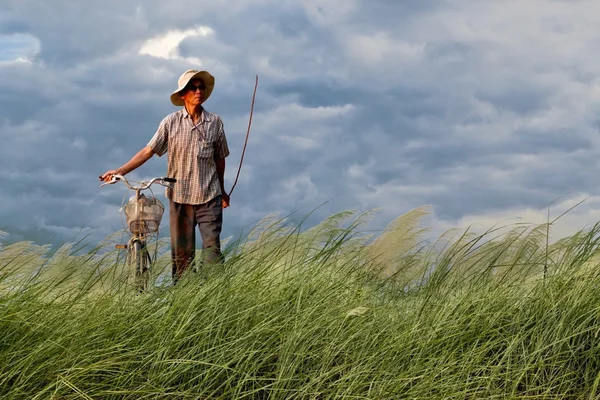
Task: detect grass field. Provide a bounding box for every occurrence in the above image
[2,207,600,399]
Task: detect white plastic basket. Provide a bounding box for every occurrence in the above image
[123,194,164,234]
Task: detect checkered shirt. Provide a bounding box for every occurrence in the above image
[147,108,230,205]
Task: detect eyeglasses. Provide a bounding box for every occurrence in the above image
[186,84,205,92]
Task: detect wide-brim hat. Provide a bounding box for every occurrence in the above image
[170,69,215,106]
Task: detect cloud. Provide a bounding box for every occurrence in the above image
[139,26,214,65]
[434,193,600,243]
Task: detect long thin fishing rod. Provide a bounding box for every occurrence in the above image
[228,74,258,197]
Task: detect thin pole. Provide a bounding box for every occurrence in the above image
[229,75,258,196]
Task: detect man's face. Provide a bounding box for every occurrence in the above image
[180,78,206,106]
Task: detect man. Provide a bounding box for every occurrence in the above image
[100,69,230,282]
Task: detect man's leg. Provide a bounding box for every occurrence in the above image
[196,195,224,267]
[169,200,197,282]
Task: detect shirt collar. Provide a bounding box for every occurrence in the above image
[181,107,211,122]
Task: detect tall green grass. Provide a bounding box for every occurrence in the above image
[2,207,600,399]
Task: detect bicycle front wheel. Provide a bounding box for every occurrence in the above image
[128,240,150,292]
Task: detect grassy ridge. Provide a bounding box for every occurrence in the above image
[2,208,600,399]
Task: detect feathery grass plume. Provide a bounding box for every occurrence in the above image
[418,221,550,297]
[224,210,369,291]
[447,222,547,283]
[365,206,431,285]
[0,240,51,291]
[546,222,600,276]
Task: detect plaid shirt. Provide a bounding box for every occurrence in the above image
[148,108,230,205]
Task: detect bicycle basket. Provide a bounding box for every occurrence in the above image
[123,194,165,234]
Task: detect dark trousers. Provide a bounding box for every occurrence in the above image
[169,196,224,281]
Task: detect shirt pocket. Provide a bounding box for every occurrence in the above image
[198,140,214,159]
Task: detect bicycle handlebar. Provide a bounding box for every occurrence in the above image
[100,174,177,190]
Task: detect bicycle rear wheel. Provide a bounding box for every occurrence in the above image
[129,240,150,292]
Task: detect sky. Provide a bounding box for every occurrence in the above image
[2,0,600,248]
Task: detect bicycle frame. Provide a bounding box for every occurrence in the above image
[101,174,176,291]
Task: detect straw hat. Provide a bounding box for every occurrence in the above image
[170,69,215,106]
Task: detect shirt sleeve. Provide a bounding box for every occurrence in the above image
[147,116,169,157]
[215,117,230,160]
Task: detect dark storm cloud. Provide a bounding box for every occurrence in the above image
[0,11,31,35]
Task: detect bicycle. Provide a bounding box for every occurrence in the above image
[101,174,176,291]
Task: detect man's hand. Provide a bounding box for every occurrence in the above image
[222,193,230,209]
[99,169,120,182]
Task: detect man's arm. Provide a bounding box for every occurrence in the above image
[215,157,229,208]
[214,117,230,208]
[100,146,155,181]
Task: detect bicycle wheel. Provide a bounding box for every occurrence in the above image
[129,240,150,292]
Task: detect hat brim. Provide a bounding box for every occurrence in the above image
[170,71,215,106]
